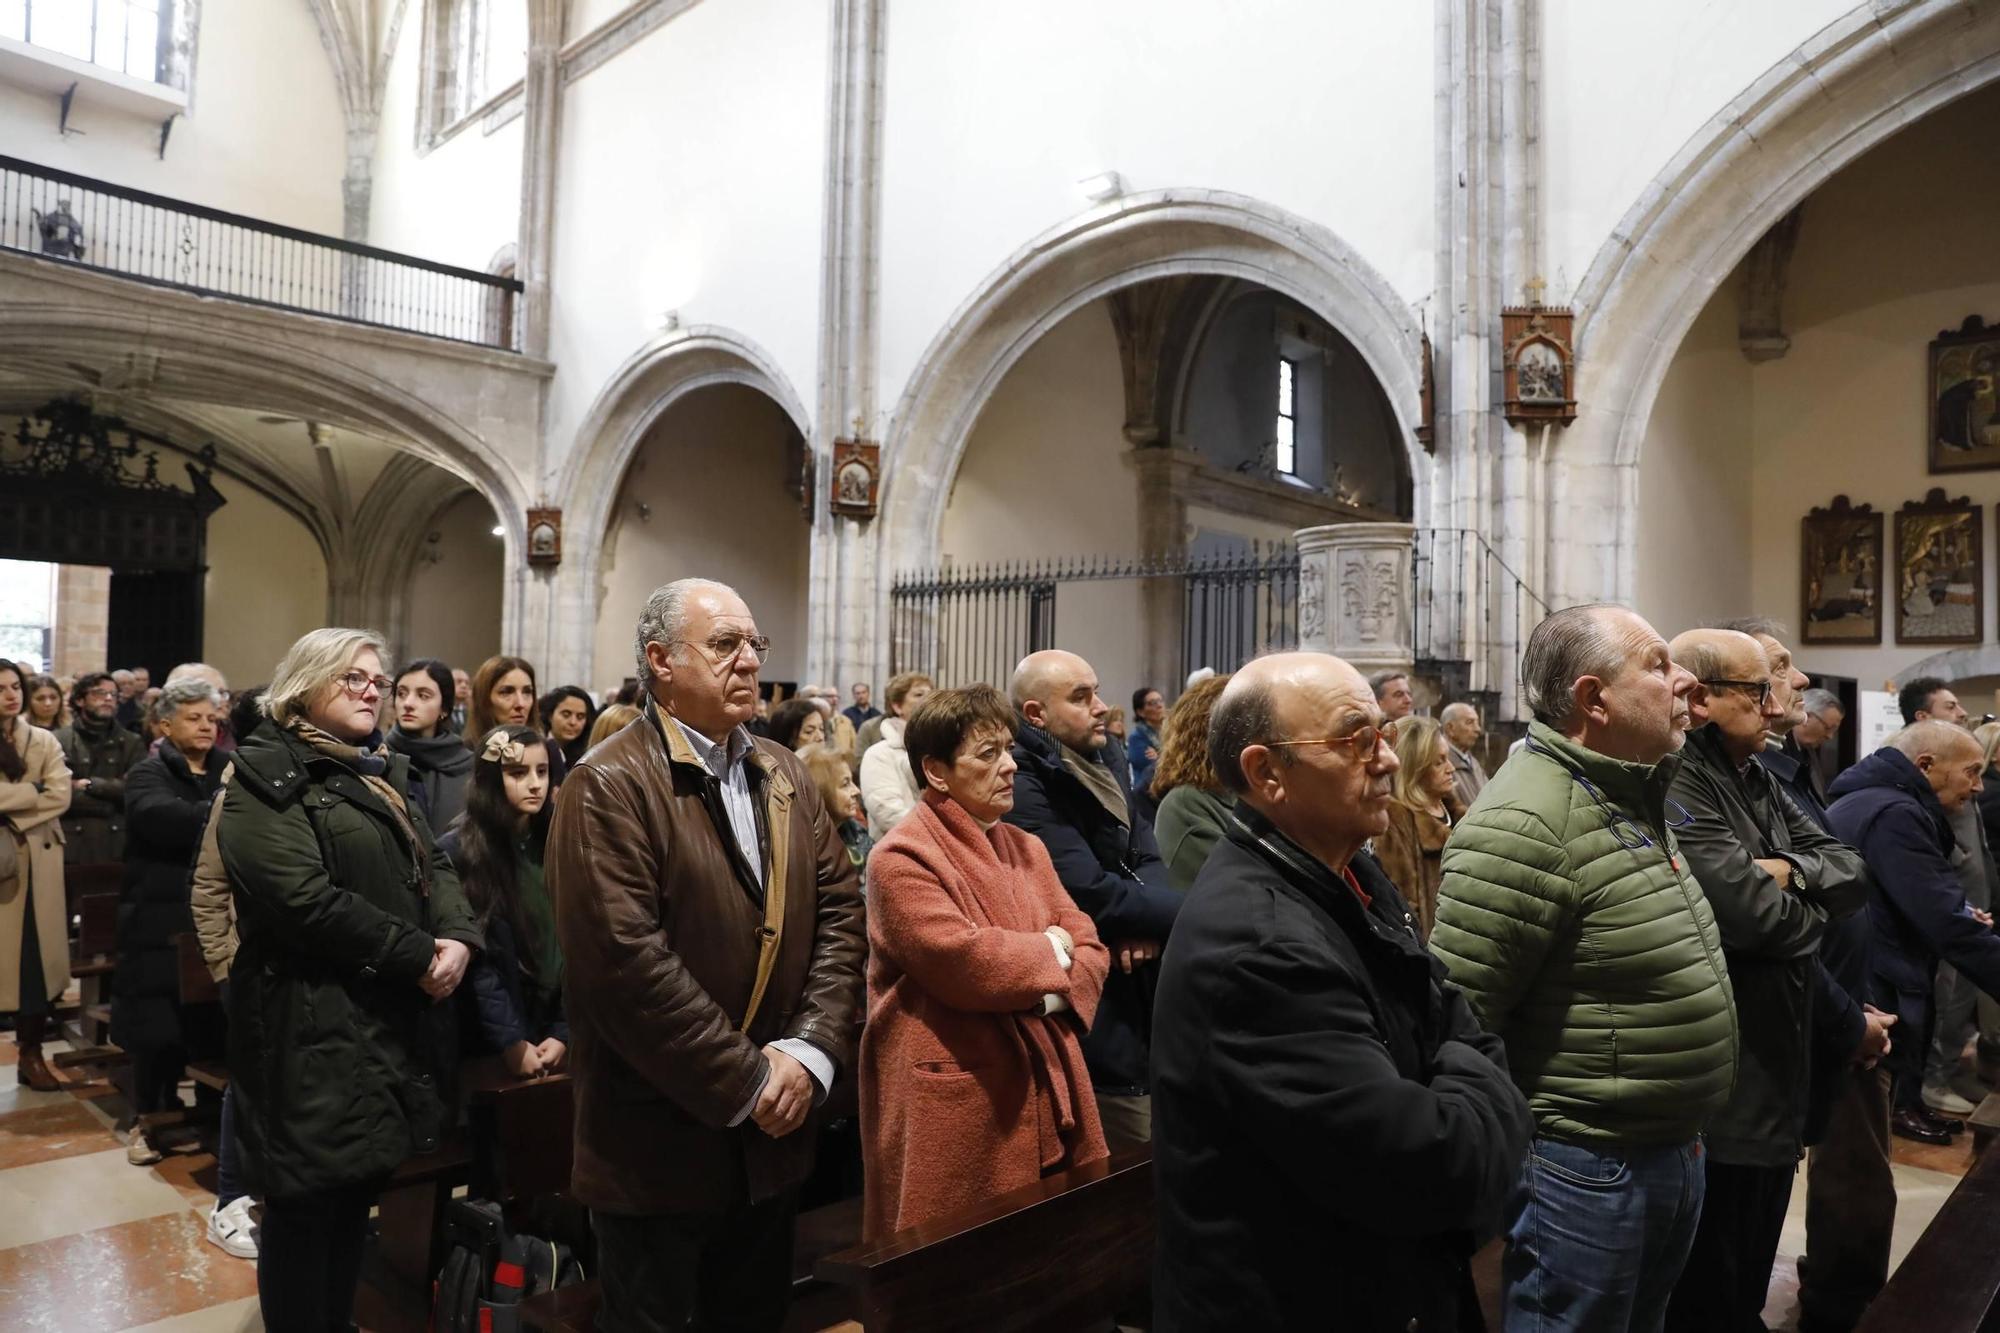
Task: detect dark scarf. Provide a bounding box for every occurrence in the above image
[388,726,475,776]
[286,719,427,890]
[72,710,121,745]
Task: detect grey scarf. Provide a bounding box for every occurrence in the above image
[1061,742,1130,830]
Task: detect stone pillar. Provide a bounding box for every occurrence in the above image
[53,564,111,676]
[811,0,886,687]
[518,0,567,360]
[1296,523,1416,673]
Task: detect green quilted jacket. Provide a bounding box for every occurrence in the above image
[1431,721,1737,1147]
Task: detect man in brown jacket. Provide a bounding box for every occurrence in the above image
[549,578,865,1333]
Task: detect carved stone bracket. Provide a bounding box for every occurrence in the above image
[1105,276,1199,446]
[1739,206,1803,362]
[1295,521,1416,670]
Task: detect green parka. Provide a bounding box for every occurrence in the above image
[217,726,482,1200]
[1430,722,1737,1147]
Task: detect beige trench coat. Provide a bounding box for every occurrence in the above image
[0,718,72,1012]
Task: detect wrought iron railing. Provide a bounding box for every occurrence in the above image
[890,547,1300,689]
[0,154,522,349]
[1413,527,1552,707]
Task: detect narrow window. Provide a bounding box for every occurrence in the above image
[1275,357,1298,476]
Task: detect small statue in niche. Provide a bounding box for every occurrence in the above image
[33,199,86,260]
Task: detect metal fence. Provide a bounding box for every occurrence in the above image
[889,547,1300,688]
[0,154,522,349]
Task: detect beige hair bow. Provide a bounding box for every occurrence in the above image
[481,729,528,765]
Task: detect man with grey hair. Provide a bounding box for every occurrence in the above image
[1439,701,1487,809]
[1432,604,1734,1333]
[1151,652,1530,1330]
[549,578,864,1332]
[1370,669,1415,722]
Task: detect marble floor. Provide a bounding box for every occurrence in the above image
[0,1019,1974,1330]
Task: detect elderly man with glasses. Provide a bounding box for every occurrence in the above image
[547,578,864,1333]
[1432,604,1736,1333]
[1151,652,1531,1332]
[1660,629,1870,1332]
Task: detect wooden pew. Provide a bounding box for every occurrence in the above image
[1856,1135,2000,1332]
[56,892,123,1068]
[814,1147,1152,1332]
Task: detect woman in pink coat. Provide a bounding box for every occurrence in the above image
[860,684,1110,1240]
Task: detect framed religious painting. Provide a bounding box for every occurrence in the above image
[1801,496,1882,646]
[1894,490,1983,646]
[1928,315,2000,473]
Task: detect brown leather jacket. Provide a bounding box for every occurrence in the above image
[548,704,865,1215]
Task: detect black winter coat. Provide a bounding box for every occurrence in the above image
[1151,806,1532,1332]
[1002,721,1181,1094]
[386,727,475,833]
[1669,724,1869,1165]
[218,727,482,1200]
[1754,740,1870,1146]
[1828,748,2000,1064]
[110,742,223,1054]
[55,715,147,864]
[437,828,567,1055]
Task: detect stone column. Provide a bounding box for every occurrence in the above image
[1297,523,1416,673]
[810,0,886,687]
[518,0,567,360]
[53,565,111,677]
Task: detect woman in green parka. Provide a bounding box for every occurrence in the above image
[217,627,482,1332]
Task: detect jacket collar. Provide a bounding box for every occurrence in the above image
[1225,802,1409,942]
[1525,719,1683,821]
[1831,745,1955,850]
[1684,721,1763,781]
[651,701,774,783]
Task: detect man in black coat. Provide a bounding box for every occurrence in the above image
[1822,722,2000,1327]
[1151,652,1530,1331]
[1664,629,1871,1332]
[1005,649,1181,1149]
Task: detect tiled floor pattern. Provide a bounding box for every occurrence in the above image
[0,1026,1973,1330]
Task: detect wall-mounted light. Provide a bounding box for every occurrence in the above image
[661,310,681,333]
[490,525,504,537]
[420,531,444,566]
[636,501,652,523]
[1077,171,1124,204]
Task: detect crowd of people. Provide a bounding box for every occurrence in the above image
[1,583,1994,1331]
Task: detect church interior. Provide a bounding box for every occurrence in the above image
[5,0,2000,1329]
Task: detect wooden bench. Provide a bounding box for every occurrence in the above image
[57,891,123,1067]
[520,1150,1151,1333]
[816,1148,1152,1332]
[1857,1134,2000,1331]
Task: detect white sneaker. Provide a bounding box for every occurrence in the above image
[206,1196,259,1259]
[1923,1084,1978,1116]
[126,1132,162,1166]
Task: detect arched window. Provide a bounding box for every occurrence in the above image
[420,0,527,143]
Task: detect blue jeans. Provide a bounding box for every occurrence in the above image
[215,979,245,1207]
[1502,1137,1706,1333]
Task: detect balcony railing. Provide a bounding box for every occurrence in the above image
[0,154,522,350]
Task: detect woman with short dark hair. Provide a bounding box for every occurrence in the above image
[769,697,826,755]
[539,686,597,770]
[387,658,474,831]
[860,684,1109,1239]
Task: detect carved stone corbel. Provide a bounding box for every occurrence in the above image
[1739,206,1803,363]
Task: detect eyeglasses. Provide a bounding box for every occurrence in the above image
[1268,719,1401,757]
[82,686,117,701]
[1701,679,1771,707]
[673,633,771,665]
[336,671,394,698]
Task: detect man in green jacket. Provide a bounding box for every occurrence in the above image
[1433,604,1737,1333]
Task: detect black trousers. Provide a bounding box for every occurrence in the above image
[1799,1067,1896,1332]
[592,1191,798,1333]
[258,1178,382,1332]
[128,1042,186,1117]
[1663,1159,1796,1333]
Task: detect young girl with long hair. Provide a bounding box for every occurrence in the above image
[440,724,566,1079]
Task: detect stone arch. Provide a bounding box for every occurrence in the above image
[871,188,1426,684]
[1562,0,2000,604]
[549,326,812,686]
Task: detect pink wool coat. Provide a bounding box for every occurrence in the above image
[860,791,1110,1240]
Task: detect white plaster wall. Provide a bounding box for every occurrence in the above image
[1542,0,1856,301]
[0,0,346,231]
[570,0,639,40]
[405,490,507,673]
[202,484,329,687]
[877,0,1434,444]
[367,1,525,268]
[591,384,811,690]
[1633,288,1753,637]
[1745,83,2000,687]
[940,301,1144,700]
[545,0,827,470]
